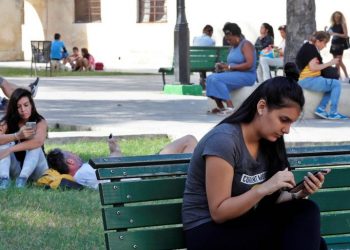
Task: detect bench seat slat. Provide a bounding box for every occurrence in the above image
[104,220,350,249]
[103,203,182,230]
[99,177,186,205]
[105,227,185,250]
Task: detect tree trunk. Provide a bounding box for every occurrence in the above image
[284,0,316,65]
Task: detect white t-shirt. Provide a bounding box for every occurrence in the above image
[279,39,286,53]
[74,163,99,189]
[193,34,215,46]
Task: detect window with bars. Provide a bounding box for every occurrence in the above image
[138,0,167,23]
[75,0,101,23]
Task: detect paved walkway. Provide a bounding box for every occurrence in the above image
[4,73,350,145]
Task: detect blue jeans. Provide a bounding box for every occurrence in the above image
[299,76,341,114]
[0,144,48,181]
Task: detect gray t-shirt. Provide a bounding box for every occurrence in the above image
[182,123,269,230]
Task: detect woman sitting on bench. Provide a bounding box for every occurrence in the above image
[183,64,327,250]
[206,22,256,115]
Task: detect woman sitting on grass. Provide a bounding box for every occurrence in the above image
[75,48,95,71]
[0,88,48,189]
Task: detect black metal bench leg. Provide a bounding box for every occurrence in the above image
[199,71,206,90]
[162,72,166,90]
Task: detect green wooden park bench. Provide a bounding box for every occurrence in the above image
[90,145,350,250]
[158,46,229,88]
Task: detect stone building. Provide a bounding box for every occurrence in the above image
[1,0,349,71]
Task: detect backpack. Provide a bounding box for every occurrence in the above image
[95,62,104,71]
[36,169,83,190]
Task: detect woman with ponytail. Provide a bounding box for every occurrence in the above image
[182,64,327,250]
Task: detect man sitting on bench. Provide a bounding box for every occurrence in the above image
[45,134,198,189]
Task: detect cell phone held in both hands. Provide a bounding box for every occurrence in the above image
[288,169,331,193]
[25,122,37,130]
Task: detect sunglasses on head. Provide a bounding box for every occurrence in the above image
[224,30,232,36]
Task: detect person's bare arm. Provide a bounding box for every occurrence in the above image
[206,156,295,223]
[9,120,47,152]
[221,42,255,72]
[308,57,339,71]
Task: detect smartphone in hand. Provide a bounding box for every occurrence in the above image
[288,169,331,193]
[26,122,37,130]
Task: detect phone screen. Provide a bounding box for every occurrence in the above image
[288,169,330,193]
[26,122,37,129]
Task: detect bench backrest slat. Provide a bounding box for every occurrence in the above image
[312,189,350,211]
[99,177,186,205]
[293,167,350,188]
[97,163,188,180]
[286,144,350,156]
[103,202,182,230]
[90,153,192,169]
[289,155,350,168]
[91,145,350,170]
[321,211,350,235]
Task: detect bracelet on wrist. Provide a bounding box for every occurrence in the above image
[14,132,19,141]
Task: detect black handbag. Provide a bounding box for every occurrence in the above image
[321,66,339,79]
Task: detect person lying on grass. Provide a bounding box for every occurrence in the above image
[44,134,197,189]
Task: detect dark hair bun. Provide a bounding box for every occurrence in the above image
[284,62,300,81]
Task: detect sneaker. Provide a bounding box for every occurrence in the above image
[343,77,350,83]
[28,77,39,98]
[218,107,235,116]
[15,177,28,188]
[0,177,10,190]
[314,107,328,119]
[328,112,348,120]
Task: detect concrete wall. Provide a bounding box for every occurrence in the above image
[0,0,24,60]
[2,0,350,71]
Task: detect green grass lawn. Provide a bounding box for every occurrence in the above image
[0,67,153,77]
[0,137,170,250]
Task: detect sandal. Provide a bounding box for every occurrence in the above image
[207,107,223,114]
[218,107,235,116]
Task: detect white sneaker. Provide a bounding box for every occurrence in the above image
[342,77,350,83]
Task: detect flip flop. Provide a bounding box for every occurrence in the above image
[218,107,235,116]
[207,107,222,114]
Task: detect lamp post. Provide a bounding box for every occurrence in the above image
[174,0,190,84]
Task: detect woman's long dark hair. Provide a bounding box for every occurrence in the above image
[262,22,274,39]
[220,62,304,177]
[1,88,44,134]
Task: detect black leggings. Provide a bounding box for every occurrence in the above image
[185,199,328,250]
